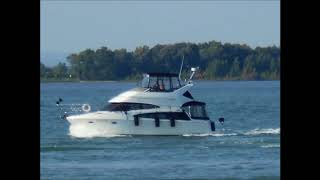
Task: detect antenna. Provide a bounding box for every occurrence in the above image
[189,66,199,82]
[178,55,184,80]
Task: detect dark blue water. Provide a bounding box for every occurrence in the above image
[40,81,280,180]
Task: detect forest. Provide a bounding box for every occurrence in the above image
[40,40,280,81]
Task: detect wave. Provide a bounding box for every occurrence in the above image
[182,128,280,137]
[69,133,129,138]
[261,144,280,148]
[243,128,280,135]
[182,133,238,137]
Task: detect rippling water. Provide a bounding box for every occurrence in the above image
[40,81,280,180]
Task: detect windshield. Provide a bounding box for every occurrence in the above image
[171,77,182,89]
[141,74,150,88]
[139,74,182,92]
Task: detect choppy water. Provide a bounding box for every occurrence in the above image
[40,81,280,180]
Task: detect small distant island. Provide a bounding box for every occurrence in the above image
[40,40,280,82]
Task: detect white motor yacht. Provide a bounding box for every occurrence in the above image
[65,68,219,136]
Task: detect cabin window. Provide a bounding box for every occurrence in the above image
[141,74,150,88]
[137,112,190,120]
[171,77,182,89]
[158,77,171,91]
[103,103,159,111]
[148,76,158,90]
[181,102,209,120]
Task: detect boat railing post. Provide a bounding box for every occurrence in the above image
[134,115,139,126]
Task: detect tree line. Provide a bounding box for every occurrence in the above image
[40,40,280,81]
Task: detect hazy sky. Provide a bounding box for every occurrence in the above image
[41,1,280,54]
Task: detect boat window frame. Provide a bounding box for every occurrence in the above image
[140,73,182,92]
[103,102,159,111]
[181,101,210,120]
[136,112,191,121]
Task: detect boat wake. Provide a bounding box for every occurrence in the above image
[261,144,280,148]
[182,133,237,137]
[68,126,280,138]
[182,128,280,137]
[69,132,129,138]
[69,133,130,138]
[243,128,280,135]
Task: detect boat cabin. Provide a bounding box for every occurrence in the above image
[181,101,210,120]
[140,73,183,92]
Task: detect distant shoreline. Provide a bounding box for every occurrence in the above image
[40,79,134,83]
[40,79,280,83]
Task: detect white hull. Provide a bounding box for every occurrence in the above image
[67,115,212,137]
[64,72,218,137]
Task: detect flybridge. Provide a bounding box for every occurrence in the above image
[140,72,182,92]
[140,67,198,93]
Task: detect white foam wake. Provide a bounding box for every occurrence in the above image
[69,133,128,138]
[261,144,280,148]
[182,133,237,137]
[244,128,280,135]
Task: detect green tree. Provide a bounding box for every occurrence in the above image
[43,40,280,81]
[229,59,241,78]
[40,62,46,77]
[52,62,68,79]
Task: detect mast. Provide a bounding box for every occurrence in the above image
[178,55,184,80]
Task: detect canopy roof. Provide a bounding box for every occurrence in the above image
[145,72,178,77]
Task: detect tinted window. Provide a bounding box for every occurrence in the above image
[182,104,209,120]
[137,112,190,120]
[103,103,159,111]
[138,113,157,119]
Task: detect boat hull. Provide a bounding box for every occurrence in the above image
[67,117,213,137]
